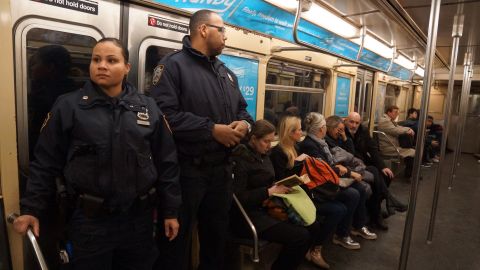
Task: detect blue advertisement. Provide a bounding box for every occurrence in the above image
[388,63,413,81]
[358,49,391,71]
[150,0,361,61]
[334,76,351,117]
[219,54,259,120]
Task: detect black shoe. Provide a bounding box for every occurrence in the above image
[371,217,389,231]
[382,207,395,219]
[388,194,408,212]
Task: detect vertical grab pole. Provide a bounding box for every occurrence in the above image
[426,13,463,243]
[448,50,473,189]
[398,0,441,269]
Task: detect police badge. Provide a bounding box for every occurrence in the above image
[152,64,164,86]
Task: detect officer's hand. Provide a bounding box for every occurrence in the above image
[164,218,179,241]
[229,121,249,137]
[212,124,243,148]
[13,215,40,237]
[382,168,395,179]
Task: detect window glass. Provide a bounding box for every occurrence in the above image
[354,80,361,112]
[26,28,96,160]
[363,82,373,122]
[265,60,327,127]
[143,45,179,94]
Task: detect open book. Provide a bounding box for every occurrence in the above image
[275,174,311,187]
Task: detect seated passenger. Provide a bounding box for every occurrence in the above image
[232,119,329,269]
[297,113,377,250]
[344,112,407,228]
[377,105,416,178]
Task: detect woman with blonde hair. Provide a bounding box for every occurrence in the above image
[270,115,341,268]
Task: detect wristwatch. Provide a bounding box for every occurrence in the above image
[242,120,252,133]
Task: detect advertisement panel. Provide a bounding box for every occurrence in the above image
[334,76,351,117]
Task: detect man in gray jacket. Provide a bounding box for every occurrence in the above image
[377,105,415,178]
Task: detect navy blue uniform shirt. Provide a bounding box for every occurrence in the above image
[150,36,253,158]
[21,80,181,219]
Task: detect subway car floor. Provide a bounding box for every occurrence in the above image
[229,153,480,270]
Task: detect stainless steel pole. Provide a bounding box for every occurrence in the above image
[426,13,463,243]
[448,50,473,189]
[398,0,442,269]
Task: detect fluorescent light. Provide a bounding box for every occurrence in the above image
[263,0,298,11]
[302,4,359,39]
[394,55,416,70]
[415,66,425,77]
[363,35,393,58]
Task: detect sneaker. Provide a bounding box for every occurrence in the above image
[431,158,440,163]
[421,163,432,168]
[351,227,377,240]
[305,246,330,269]
[332,234,361,250]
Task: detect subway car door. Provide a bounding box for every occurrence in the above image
[11,0,120,268]
[354,69,374,124]
[126,3,187,93]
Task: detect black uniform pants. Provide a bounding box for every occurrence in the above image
[156,159,233,270]
[68,209,157,270]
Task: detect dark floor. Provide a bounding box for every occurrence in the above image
[233,153,480,270]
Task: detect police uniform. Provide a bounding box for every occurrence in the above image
[21,80,181,270]
[150,35,253,270]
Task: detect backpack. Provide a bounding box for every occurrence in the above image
[301,157,340,201]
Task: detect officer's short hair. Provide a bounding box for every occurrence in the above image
[189,9,215,36]
[96,37,129,63]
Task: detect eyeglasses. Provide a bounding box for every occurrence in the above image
[206,24,226,34]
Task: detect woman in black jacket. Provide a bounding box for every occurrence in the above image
[232,119,329,269]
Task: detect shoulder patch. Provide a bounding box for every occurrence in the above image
[40,112,52,132]
[152,64,165,86]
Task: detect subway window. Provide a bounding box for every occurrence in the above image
[264,60,327,127]
[26,28,96,160]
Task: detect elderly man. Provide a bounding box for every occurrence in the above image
[345,112,407,225]
[377,105,415,178]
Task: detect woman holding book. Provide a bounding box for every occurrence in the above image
[299,112,377,250]
[232,119,328,269]
[269,116,348,268]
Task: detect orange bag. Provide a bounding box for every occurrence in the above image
[301,157,340,201]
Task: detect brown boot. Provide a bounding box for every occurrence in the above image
[305,246,330,269]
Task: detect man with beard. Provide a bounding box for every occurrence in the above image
[150,10,253,270]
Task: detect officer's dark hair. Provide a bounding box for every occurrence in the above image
[96,37,129,63]
[35,45,71,77]
[407,108,418,117]
[189,9,215,36]
[250,119,275,140]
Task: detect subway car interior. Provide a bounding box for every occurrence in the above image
[1,0,479,269]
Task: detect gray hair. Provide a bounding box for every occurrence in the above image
[326,115,343,129]
[304,112,326,135]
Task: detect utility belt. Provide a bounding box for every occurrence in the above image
[56,177,158,219]
[185,151,231,166]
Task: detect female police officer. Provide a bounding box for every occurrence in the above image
[13,38,181,270]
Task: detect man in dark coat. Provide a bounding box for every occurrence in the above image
[150,9,253,270]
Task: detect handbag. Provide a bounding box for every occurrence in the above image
[263,186,316,226]
[300,157,340,201]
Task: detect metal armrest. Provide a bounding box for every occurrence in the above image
[232,193,260,263]
[373,130,403,160]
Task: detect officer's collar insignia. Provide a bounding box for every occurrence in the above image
[137,108,150,126]
[227,72,234,83]
[152,64,164,86]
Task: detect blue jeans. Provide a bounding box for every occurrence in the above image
[335,181,368,236]
[314,200,347,243]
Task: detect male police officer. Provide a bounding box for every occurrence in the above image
[150,10,253,270]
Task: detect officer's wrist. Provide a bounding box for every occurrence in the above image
[242,120,251,133]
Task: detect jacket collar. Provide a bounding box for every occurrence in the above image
[182,35,225,70]
[78,80,146,110]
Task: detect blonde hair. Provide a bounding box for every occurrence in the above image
[278,116,301,168]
